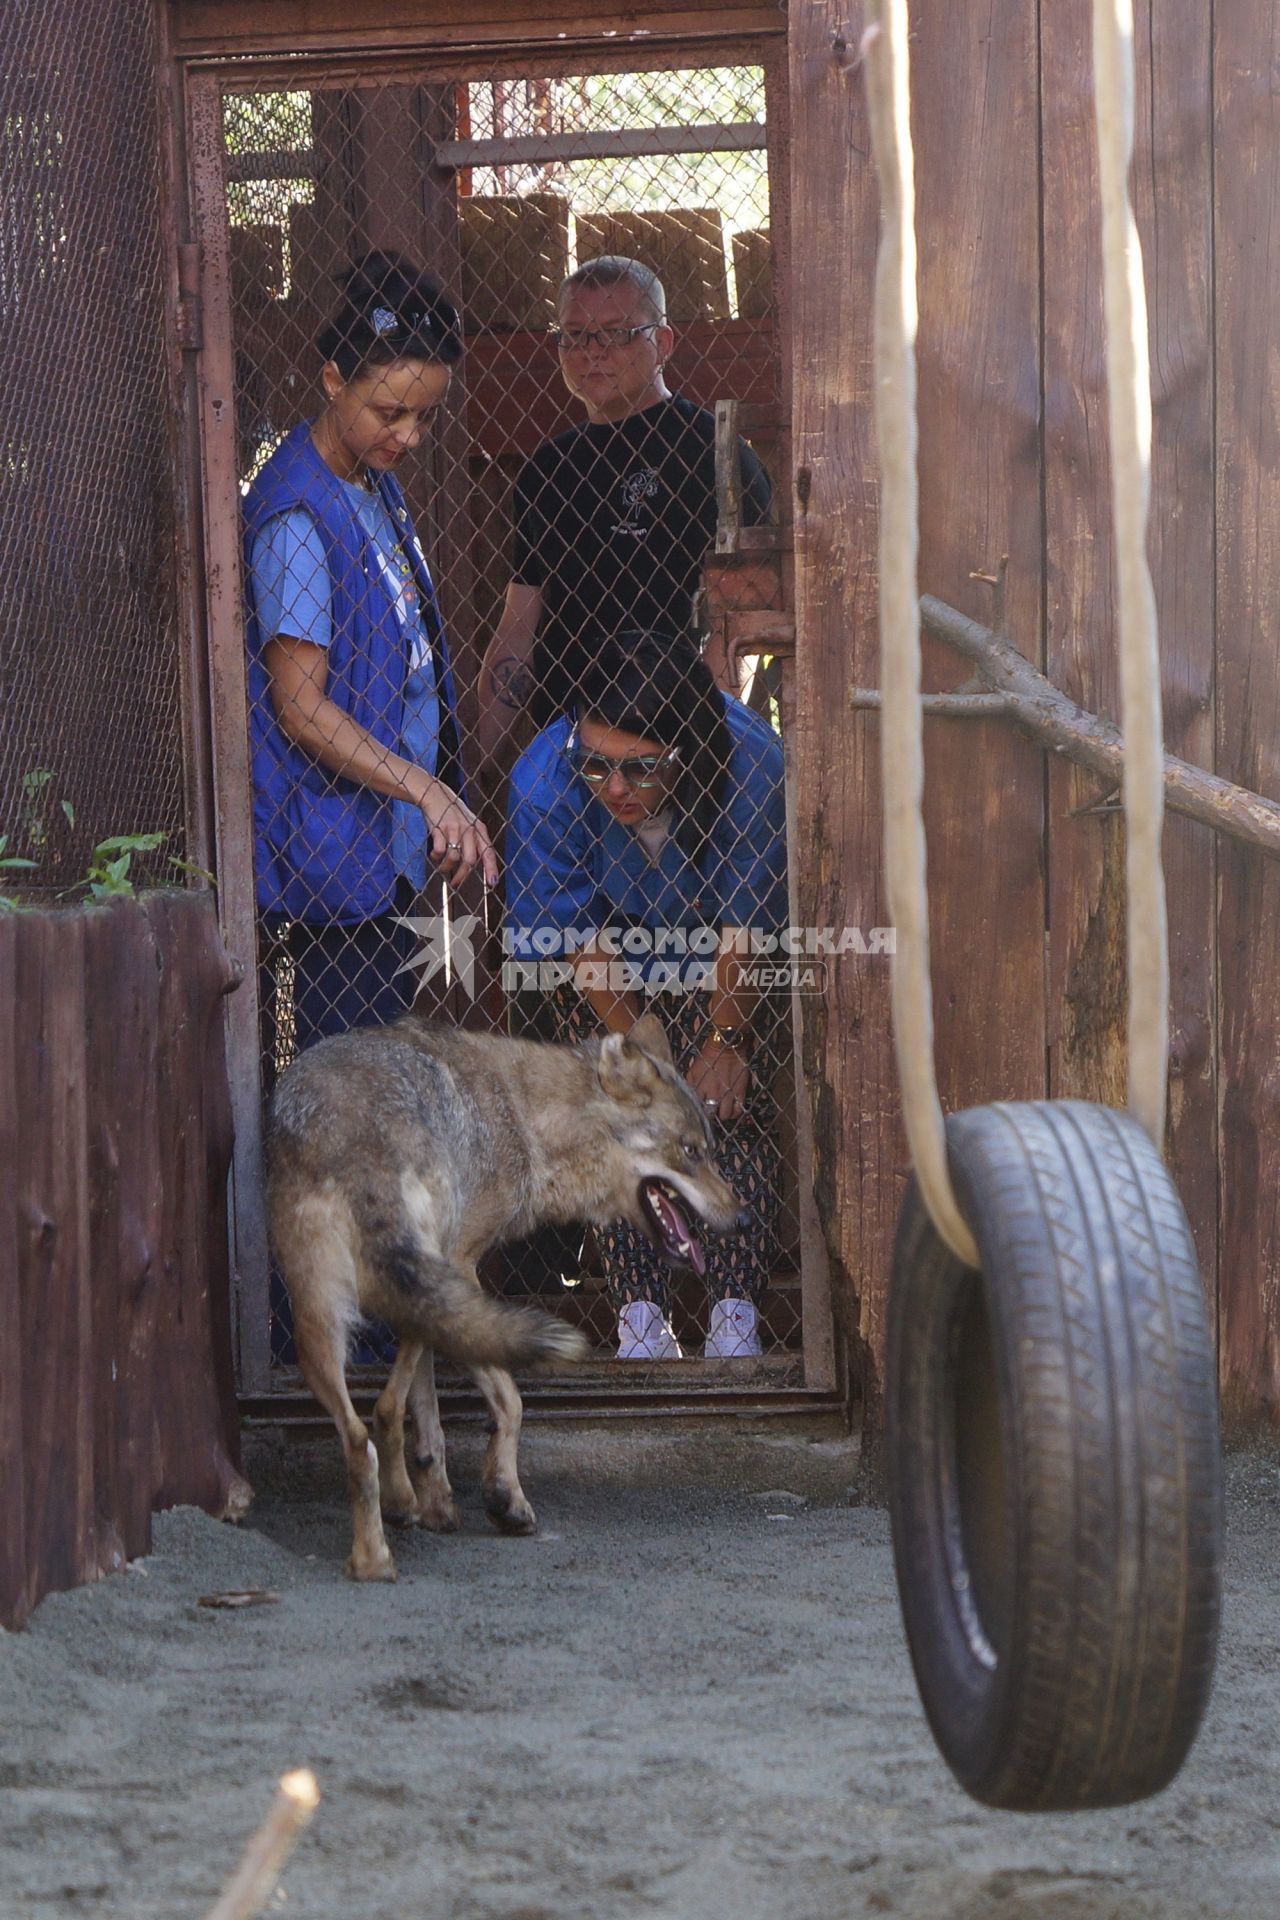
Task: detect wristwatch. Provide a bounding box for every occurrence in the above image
[706,1021,753,1057]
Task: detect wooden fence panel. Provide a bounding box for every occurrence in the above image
[1214,0,1280,1424]
[0,919,25,1627]
[1,896,247,1631]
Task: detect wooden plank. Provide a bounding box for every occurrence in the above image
[788,0,888,1413]
[1130,3,1216,1301]
[911,0,1045,1137]
[102,901,167,1555]
[16,911,94,1617]
[172,0,786,59]
[1041,2,1126,1113]
[148,894,247,1513]
[81,904,131,1578]
[1042,0,1216,1296]
[1214,0,1280,1425]
[732,226,772,319]
[0,917,26,1628]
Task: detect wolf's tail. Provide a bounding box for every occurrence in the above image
[376,1243,588,1369]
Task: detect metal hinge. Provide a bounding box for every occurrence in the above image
[176,242,202,352]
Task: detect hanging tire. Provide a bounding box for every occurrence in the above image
[886,1099,1222,1812]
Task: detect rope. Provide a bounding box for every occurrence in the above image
[1091,0,1169,1145]
[860,0,1168,1273]
[863,0,979,1268]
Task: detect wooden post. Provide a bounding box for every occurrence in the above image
[1214,0,1280,1424]
[789,0,888,1412]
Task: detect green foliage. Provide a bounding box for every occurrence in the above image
[223,90,311,155]
[0,833,40,912]
[0,773,214,911]
[84,833,168,901]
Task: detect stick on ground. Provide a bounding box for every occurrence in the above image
[204,1769,320,1920]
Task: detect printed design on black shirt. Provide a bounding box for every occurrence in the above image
[615,466,661,536]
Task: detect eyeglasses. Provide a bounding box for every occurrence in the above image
[567,728,681,791]
[551,323,662,354]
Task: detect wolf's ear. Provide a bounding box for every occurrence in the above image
[598,1030,659,1106]
[627,1011,673,1068]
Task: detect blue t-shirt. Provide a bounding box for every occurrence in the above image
[506,697,787,989]
[248,480,441,889]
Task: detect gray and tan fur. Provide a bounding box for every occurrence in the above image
[267,1011,744,1579]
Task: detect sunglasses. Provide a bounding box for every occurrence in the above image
[550,323,662,354]
[567,727,681,791]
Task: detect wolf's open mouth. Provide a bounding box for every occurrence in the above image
[639,1179,707,1276]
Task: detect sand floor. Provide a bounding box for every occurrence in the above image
[2,1424,1278,1920]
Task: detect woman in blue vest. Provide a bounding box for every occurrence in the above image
[246,251,497,1064]
[506,631,788,1360]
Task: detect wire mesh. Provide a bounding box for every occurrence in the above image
[0,1,186,898]
[221,60,805,1377]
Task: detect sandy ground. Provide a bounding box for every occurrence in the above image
[2,1423,1280,1920]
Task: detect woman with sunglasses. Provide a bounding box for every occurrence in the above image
[505,631,788,1360]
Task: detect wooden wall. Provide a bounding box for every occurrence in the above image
[0,894,248,1631]
[790,0,1280,1429]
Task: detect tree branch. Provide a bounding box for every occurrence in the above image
[917,594,1280,862]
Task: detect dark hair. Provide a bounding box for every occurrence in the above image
[317,250,463,380]
[574,632,731,871]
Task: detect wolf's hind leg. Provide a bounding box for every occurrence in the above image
[294,1292,396,1583]
[473,1366,536,1535]
[373,1341,421,1524]
[406,1350,460,1532]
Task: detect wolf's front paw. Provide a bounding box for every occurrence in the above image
[417,1489,461,1533]
[379,1466,420,1528]
[483,1482,538,1535]
[346,1545,398,1582]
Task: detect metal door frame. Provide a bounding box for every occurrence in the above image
[177,32,839,1409]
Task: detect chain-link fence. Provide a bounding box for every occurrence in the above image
[0,2,186,897]
[219,60,803,1377]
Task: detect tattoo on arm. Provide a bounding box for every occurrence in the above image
[489,655,537,711]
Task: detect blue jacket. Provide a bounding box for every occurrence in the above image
[506,699,787,985]
[244,422,463,922]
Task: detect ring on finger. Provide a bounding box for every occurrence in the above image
[446,841,462,851]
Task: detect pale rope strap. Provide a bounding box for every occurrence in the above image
[861,0,1167,1271]
[863,0,978,1266]
[1092,0,1169,1145]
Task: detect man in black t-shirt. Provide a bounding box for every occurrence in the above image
[477,256,772,761]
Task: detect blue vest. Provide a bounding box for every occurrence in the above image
[244,422,464,922]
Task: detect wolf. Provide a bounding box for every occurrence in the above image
[267,1011,747,1580]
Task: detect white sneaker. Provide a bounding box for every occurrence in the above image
[616,1300,683,1361]
[704,1298,763,1359]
